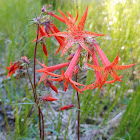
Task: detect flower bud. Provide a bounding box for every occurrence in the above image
[21,56,29,64]
[59,104,75,110]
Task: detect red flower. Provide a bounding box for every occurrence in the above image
[49,46,84,94]
[5,61,21,79]
[41,95,57,102]
[81,48,102,91]
[36,59,69,84]
[59,104,74,110]
[87,52,136,89]
[50,6,104,56]
[81,47,123,91]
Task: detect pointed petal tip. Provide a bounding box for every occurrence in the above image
[60,53,64,57]
[100,34,105,36]
[133,63,137,66]
[78,90,84,95]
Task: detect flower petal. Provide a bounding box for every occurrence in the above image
[61,37,76,56]
[113,63,136,70]
[87,63,104,71]
[82,31,104,38]
[77,6,88,31]
[58,9,77,32]
[77,38,92,54]
[110,52,119,66]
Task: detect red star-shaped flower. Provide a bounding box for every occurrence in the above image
[5,61,21,79]
[87,52,136,89]
[50,6,104,56]
[49,46,84,94]
[36,59,69,85]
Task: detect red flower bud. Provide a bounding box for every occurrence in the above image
[46,80,58,93]
[41,95,57,102]
[59,104,74,110]
[42,43,48,57]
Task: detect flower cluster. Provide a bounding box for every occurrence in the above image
[5,4,136,139]
[5,5,135,110]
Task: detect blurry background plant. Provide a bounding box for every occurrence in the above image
[0,0,139,139]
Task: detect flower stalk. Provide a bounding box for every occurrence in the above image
[76,73,80,140]
[33,23,44,140]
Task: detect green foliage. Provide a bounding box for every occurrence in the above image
[0,0,41,64]
[113,86,140,140]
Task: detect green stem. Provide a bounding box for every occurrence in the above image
[64,109,72,140]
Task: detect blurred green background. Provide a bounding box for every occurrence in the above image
[0,0,139,139]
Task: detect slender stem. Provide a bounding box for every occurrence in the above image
[76,74,80,140]
[33,23,44,140]
[41,110,44,139]
[26,65,34,90]
[34,24,39,94]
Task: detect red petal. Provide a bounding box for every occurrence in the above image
[82,31,104,37]
[70,78,84,86]
[66,11,75,22]
[100,70,108,89]
[77,6,88,31]
[55,46,61,55]
[38,73,47,84]
[75,9,79,22]
[109,69,122,82]
[51,31,70,38]
[80,82,96,91]
[77,38,92,54]
[36,59,48,68]
[61,37,76,56]
[70,80,84,95]
[39,26,46,36]
[5,66,10,70]
[42,43,48,57]
[87,63,104,72]
[113,63,136,70]
[105,75,123,84]
[50,23,60,33]
[58,9,77,32]
[111,52,119,66]
[48,11,66,23]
